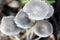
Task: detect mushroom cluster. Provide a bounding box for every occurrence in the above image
[0,0,54,40]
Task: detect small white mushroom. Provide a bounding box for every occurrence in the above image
[14,10,35,29]
[27,20,53,40]
[23,0,49,20]
[33,20,53,37]
[0,16,21,36]
[45,5,54,19]
[8,1,19,8]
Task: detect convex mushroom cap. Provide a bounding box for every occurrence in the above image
[14,10,35,29]
[33,20,53,37]
[23,0,49,20]
[0,16,21,36]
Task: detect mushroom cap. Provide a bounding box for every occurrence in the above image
[0,16,21,35]
[45,5,54,19]
[23,1,49,20]
[14,10,35,29]
[8,1,19,8]
[33,20,53,37]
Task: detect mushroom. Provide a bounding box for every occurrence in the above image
[14,10,35,29]
[0,16,21,36]
[26,20,53,40]
[33,20,53,40]
[45,4,54,19]
[23,0,49,20]
[8,1,19,8]
[0,16,22,40]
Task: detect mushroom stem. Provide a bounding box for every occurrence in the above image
[21,27,33,39]
[35,37,41,40]
[14,36,20,40]
[26,29,29,40]
[30,31,34,39]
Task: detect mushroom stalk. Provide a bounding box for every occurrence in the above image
[21,27,33,39]
[35,37,41,40]
[14,36,20,40]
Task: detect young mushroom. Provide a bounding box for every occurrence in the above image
[0,16,21,36]
[34,20,53,40]
[23,0,49,20]
[28,20,53,40]
[8,0,19,8]
[14,10,35,29]
[0,16,22,40]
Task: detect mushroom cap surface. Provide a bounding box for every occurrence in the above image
[0,16,21,35]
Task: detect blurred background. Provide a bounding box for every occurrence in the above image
[0,0,60,40]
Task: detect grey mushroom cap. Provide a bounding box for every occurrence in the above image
[23,1,49,20]
[0,16,21,36]
[14,10,35,29]
[33,20,53,37]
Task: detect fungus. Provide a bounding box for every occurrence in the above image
[0,16,21,36]
[8,1,19,8]
[27,20,53,40]
[14,10,35,29]
[33,20,53,37]
[23,0,49,20]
